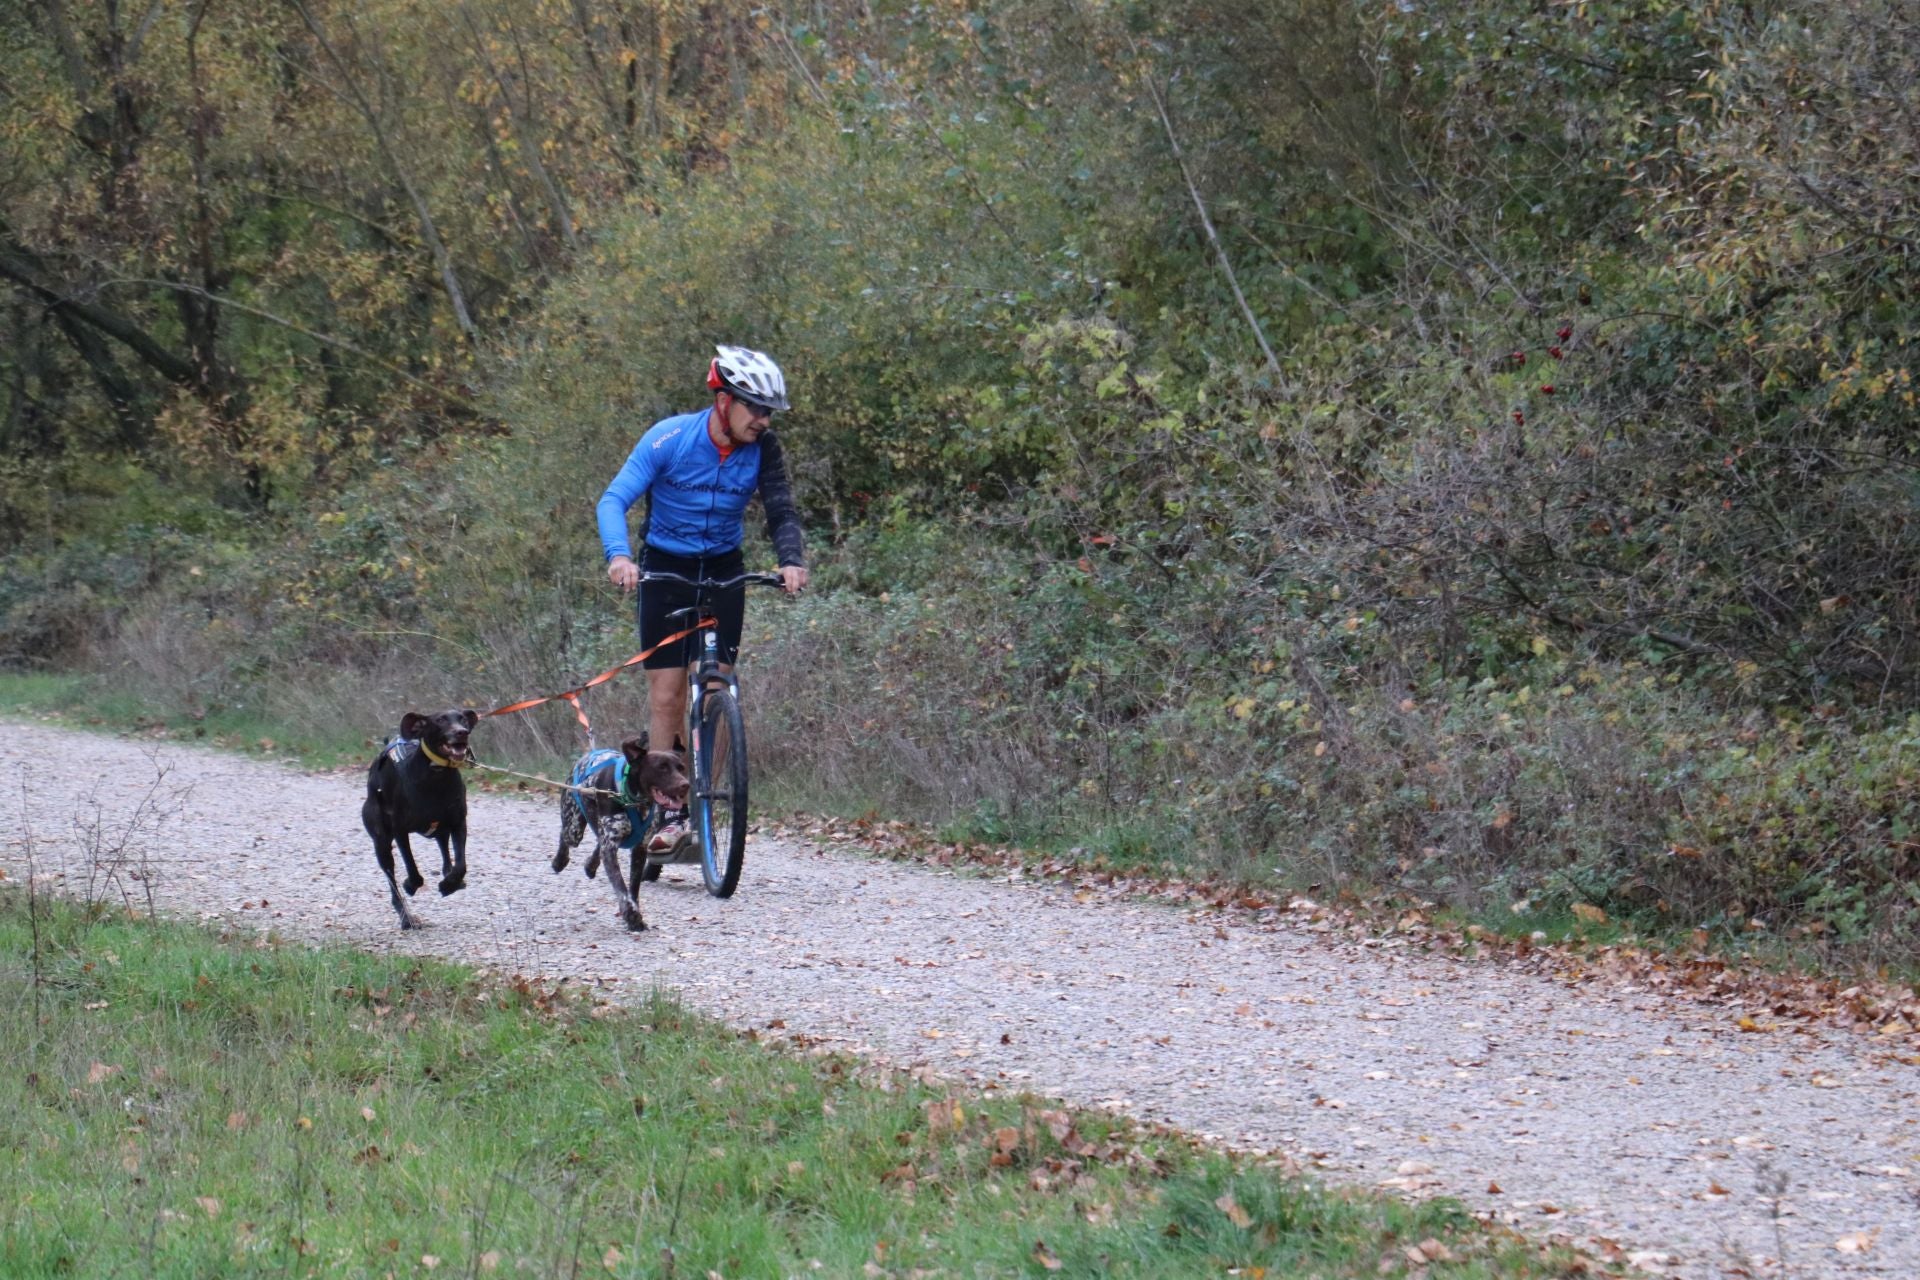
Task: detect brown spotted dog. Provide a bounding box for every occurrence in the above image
[553,735,689,932]
[361,709,478,930]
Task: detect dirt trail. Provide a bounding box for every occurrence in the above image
[4,719,1915,1278]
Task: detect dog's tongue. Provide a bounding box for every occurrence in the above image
[652,788,682,810]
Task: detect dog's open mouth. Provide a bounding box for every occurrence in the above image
[441,741,470,764]
[652,787,685,810]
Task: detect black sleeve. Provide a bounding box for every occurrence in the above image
[756,429,807,567]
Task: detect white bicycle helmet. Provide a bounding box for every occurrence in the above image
[707,344,790,412]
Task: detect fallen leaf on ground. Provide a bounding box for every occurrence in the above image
[1214,1191,1253,1228]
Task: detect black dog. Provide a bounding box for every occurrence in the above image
[553,735,689,932]
[362,708,478,930]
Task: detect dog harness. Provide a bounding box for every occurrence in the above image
[382,737,458,769]
[567,749,651,849]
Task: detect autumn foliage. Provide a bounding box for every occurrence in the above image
[5,0,1920,958]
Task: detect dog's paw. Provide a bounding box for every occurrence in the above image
[622,907,646,933]
[438,873,465,896]
[403,873,425,896]
[584,850,602,880]
[551,850,570,874]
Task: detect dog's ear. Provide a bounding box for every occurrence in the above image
[620,735,647,763]
[459,708,479,730]
[400,711,428,740]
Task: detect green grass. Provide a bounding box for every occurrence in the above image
[0,892,1584,1279]
[0,671,374,770]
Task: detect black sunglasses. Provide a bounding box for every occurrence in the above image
[731,395,775,420]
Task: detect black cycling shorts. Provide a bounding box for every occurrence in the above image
[636,546,747,669]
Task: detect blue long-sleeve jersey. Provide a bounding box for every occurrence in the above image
[595,409,806,565]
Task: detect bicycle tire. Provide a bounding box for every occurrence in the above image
[694,687,749,898]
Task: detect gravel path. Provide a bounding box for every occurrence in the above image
[4,719,1916,1278]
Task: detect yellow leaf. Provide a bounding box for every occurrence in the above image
[1032,1239,1063,1271]
[1214,1191,1253,1229]
[1570,902,1608,924]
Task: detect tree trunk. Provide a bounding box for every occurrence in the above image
[183,1,234,408]
[0,228,202,391]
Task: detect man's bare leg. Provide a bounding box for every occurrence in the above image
[647,666,687,759]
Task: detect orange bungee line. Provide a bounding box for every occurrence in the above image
[478,619,716,741]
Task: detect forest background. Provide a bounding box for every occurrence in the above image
[5,0,1919,965]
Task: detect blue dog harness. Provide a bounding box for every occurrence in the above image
[568,748,651,850]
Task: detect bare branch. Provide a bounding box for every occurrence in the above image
[106,277,478,413]
[286,0,479,338]
[1129,41,1285,384]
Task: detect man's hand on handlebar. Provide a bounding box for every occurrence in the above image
[608,555,639,592]
[778,564,808,595]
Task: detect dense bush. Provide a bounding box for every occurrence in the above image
[7,0,1920,960]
